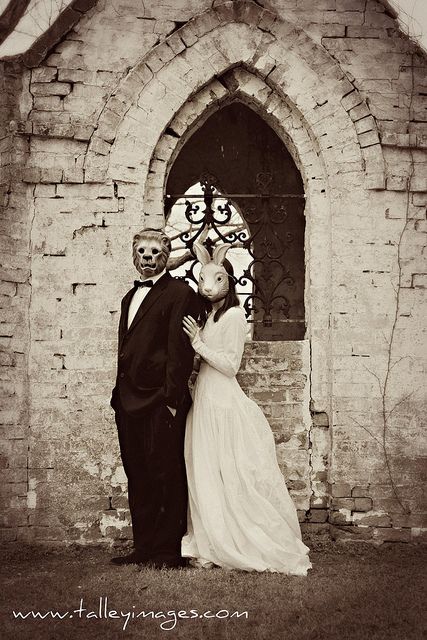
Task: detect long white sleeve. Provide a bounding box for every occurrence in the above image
[191,307,248,378]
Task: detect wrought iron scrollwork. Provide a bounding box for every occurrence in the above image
[167,178,304,328]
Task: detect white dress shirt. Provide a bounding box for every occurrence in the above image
[127,269,166,329]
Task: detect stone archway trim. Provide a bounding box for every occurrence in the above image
[84,0,385,191]
[144,67,325,215]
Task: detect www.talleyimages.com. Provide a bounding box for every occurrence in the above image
[0,1,426,639]
[12,596,249,632]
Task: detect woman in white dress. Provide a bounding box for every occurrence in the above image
[181,243,311,575]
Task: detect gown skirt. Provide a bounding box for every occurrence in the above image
[181,306,311,575]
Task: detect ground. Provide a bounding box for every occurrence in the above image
[1,540,426,640]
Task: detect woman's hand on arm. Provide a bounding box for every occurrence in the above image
[183,315,200,346]
[184,308,247,378]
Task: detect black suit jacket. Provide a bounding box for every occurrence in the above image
[111,272,200,417]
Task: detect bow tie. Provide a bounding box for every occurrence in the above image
[134,279,154,288]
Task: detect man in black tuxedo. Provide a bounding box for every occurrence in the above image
[110,228,200,568]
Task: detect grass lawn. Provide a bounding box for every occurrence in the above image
[1,540,426,640]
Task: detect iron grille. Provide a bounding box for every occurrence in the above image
[165,175,305,330]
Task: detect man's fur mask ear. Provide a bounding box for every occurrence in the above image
[132,229,171,278]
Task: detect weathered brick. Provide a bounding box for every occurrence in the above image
[31,82,72,96]
[351,484,370,497]
[410,177,427,192]
[0,527,17,542]
[57,69,89,83]
[35,123,76,138]
[412,274,427,288]
[341,91,363,112]
[346,26,387,38]
[31,67,58,83]
[310,495,328,509]
[307,509,328,523]
[192,9,221,38]
[386,175,407,191]
[329,511,351,525]
[358,130,380,147]
[110,495,129,509]
[312,411,329,427]
[364,11,396,28]
[180,21,199,47]
[84,167,107,183]
[330,524,374,541]
[355,116,376,135]
[34,184,56,197]
[22,167,41,183]
[0,468,27,484]
[30,110,71,124]
[381,132,410,147]
[391,514,427,528]
[89,137,112,156]
[332,497,355,510]
[353,497,373,512]
[330,482,352,497]
[74,124,95,141]
[0,282,17,296]
[96,110,121,143]
[40,167,63,183]
[33,96,63,111]
[349,102,371,122]
[372,527,412,543]
[63,167,84,183]
[411,529,427,543]
[336,0,361,10]
[353,513,391,527]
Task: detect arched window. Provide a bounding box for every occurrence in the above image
[165,102,305,341]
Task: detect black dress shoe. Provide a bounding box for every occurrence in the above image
[110,551,148,566]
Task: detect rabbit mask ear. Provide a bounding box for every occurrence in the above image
[193,241,211,265]
[212,243,230,266]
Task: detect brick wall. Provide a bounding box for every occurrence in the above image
[0,0,425,544]
[239,340,330,531]
[0,58,34,542]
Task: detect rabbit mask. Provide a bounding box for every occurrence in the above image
[193,242,231,302]
[132,229,171,278]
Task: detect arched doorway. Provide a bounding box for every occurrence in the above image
[164,102,305,340]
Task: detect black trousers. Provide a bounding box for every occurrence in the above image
[115,402,188,563]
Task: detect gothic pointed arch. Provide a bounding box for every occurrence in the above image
[164,100,306,341]
[138,65,331,410]
[83,0,385,192]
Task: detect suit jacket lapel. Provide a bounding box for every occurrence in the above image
[125,272,171,337]
[119,288,135,345]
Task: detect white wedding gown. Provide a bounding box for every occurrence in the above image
[181,306,312,575]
